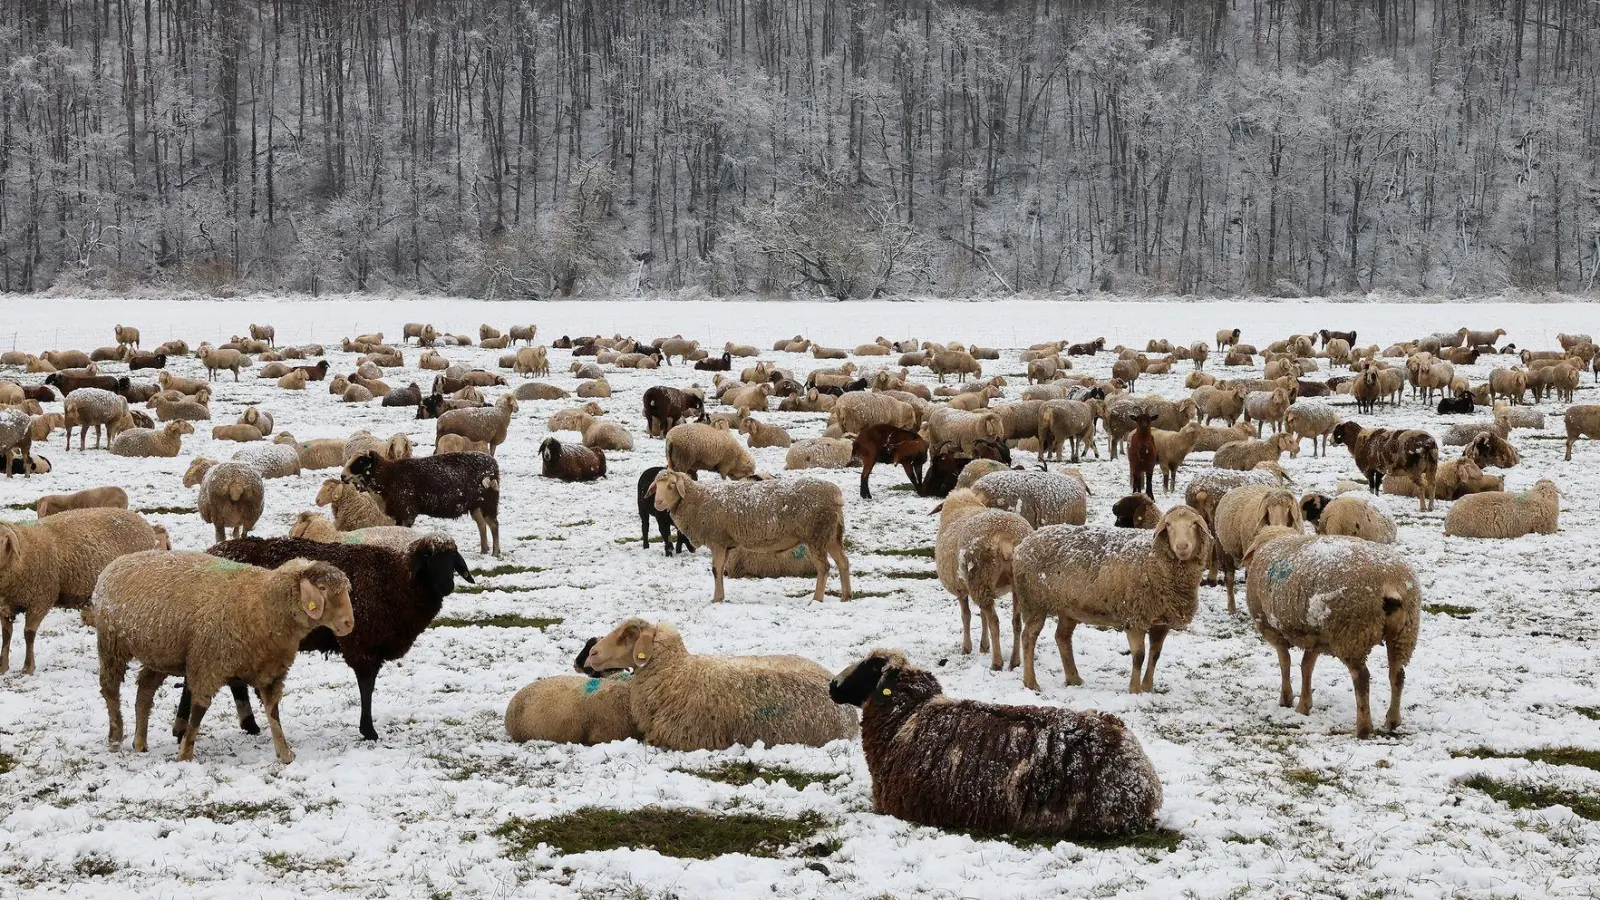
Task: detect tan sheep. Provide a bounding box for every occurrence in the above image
[576,378,612,398]
[582,420,633,452]
[274,434,344,469]
[664,422,756,480]
[935,489,1033,671]
[830,392,918,435]
[342,430,414,466]
[36,487,129,518]
[1315,495,1397,543]
[277,370,308,390]
[1213,433,1300,470]
[739,417,792,448]
[1283,401,1339,457]
[110,420,194,457]
[1563,404,1600,461]
[0,509,164,673]
[436,434,490,454]
[920,407,1004,456]
[435,394,517,457]
[1443,479,1561,539]
[92,551,354,761]
[185,458,267,542]
[315,477,394,531]
[1038,400,1098,462]
[1151,423,1201,493]
[1214,484,1304,612]
[578,618,857,750]
[505,674,638,744]
[211,423,264,443]
[785,437,856,470]
[547,401,604,433]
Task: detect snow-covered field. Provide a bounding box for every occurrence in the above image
[2,297,1599,900]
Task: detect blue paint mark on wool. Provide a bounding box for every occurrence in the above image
[1266,559,1293,587]
[582,678,603,695]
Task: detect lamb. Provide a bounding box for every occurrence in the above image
[345,451,501,555]
[1331,422,1439,511]
[64,388,129,450]
[36,487,129,518]
[1112,493,1162,528]
[785,437,856,470]
[539,437,607,483]
[1442,479,1561,539]
[637,466,693,556]
[1012,506,1211,693]
[1240,530,1420,738]
[665,421,756,479]
[1149,422,1201,493]
[830,649,1161,839]
[92,551,354,762]
[1213,484,1304,612]
[934,489,1033,670]
[1038,399,1098,462]
[184,458,267,542]
[110,420,194,457]
[505,671,638,745]
[1312,494,1398,543]
[198,535,470,740]
[647,469,850,604]
[0,509,164,674]
[1213,433,1300,470]
[739,417,792,449]
[434,394,517,457]
[579,618,856,750]
[113,324,141,348]
[315,477,395,530]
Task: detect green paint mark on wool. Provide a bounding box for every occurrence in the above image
[205,558,251,573]
[338,533,366,544]
[582,678,603,695]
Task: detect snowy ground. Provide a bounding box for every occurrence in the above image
[1,297,1599,900]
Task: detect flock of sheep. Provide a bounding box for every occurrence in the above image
[0,317,1588,844]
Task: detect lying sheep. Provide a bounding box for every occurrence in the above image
[1190,421,1257,453]
[579,618,857,750]
[576,378,611,398]
[970,469,1089,528]
[739,417,791,448]
[1443,479,1561,539]
[665,421,756,479]
[648,469,850,604]
[0,409,32,476]
[540,437,608,483]
[274,435,344,470]
[232,442,302,479]
[1384,457,1502,501]
[1241,529,1420,738]
[921,407,1004,456]
[580,420,632,452]
[1112,493,1162,528]
[185,458,267,542]
[785,437,856,470]
[36,487,129,518]
[0,509,164,674]
[514,381,569,401]
[92,551,355,762]
[1213,433,1300,470]
[830,650,1162,839]
[1012,506,1212,693]
[110,421,195,457]
[506,672,638,745]
[935,489,1033,670]
[548,402,604,433]
[1313,494,1397,543]
[1214,484,1304,612]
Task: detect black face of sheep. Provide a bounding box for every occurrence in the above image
[637,466,693,555]
[829,654,894,707]
[411,540,474,597]
[573,636,630,677]
[1437,394,1473,415]
[539,437,559,467]
[1300,493,1330,524]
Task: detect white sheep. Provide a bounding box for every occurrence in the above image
[1214,484,1304,612]
[934,489,1033,670]
[1442,479,1561,539]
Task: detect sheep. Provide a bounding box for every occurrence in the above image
[41,349,91,369]
[0,509,164,674]
[1216,327,1241,351]
[1561,403,1600,460]
[199,535,470,740]
[538,437,607,483]
[110,420,194,457]
[1311,494,1398,543]
[1488,367,1527,404]
[231,442,302,479]
[738,416,791,449]
[664,421,756,480]
[1331,422,1439,511]
[436,434,490,455]
[579,618,856,750]
[315,476,394,530]
[237,407,275,436]
[0,409,33,477]
[1383,458,1502,501]
[1493,401,1545,432]
[432,394,516,458]
[1243,387,1294,435]
[1443,419,1507,447]
[829,649,1162,839]
[345,451,501,555]
[343,430,415,466]
[1038,399,1099,463]
[36,487,129,518]
[576,378,611,398]
[1280,400,1338,457]
[1104,396,1197,457]
[1437,393,1474,415]
[964,469,1087,529]
[182,458,267,542]
[508,324,538,345]
[111,324,141,348]
[92,551,354,761]
[573,421,627,453]
[920,407,1005,457]
[784,437,856,470]
[1213,433,1300,470]
[1112,493,1162,528]
[198,346,247,381]
[506,671,638,745]
[146,392,211,422]
[1147,422,1201,494]
[64,388,129,450]
[1443,479,1561,539]
[513,382,569,402]
[1558,332,1591,351]
[830,392,918,435]
[647,469,850,604]
[1239,530,1420,738]
[1012,506,1211,692]
[934,489,1033,670]
[1190,422,1256,454]
[246,323,276,347]
[1213,484,1304,612]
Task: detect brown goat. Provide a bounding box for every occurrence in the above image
[1126,414,1158,499]
[852,424,928,499]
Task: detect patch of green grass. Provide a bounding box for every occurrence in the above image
[871,546,935,558]
[1284,767,1342,790]
[785,588,894,599]
[1453,747,1600,772]
[261,851,344,874]
[1462,775,1600,820]
[494,806,830,860]
[471,563,546,577]
[1576,707,1600,721]
[883,569,938,580]
[1424,602,1476,618]
[949,825,1183,853]
[886,483,918,493]
[138,505,197,515]
[559,519,594,528]
[681,761,838,791]
[72,853,119,877]
[145,798,328,824]
[430,614,562,629]
[0,752,16,775]
[3,502,33,511]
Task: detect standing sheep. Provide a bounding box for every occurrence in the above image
[92,552,354,762]
[64,388,129,450]
[1331,422,1439,511]
[315,477,395,530]
[934,489,1033,670]
[970,469,1090,528]
[1213,485,1304,612]
[435,394,517,457]
[345,451,502,555]
[1241,530,1421,738]
[1012,506,1212,693]
[664,421,756,480]
[185,458,267,542]
[1283,401,1339,457]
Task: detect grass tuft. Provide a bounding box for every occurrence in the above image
[261,851,344,873]
[883,569,938,580]
[680,760,839,791]
[1453,746,1600,772]
[430,614,562,629]
[471,563,546,577]
[949,825,1183,853]
[0,752,16,775]
[138,505,197,515]
[72,853,119,877]
[870,546,935,558]
[1423,602,1476,618]
[1462,775,1600,820]
[3,502,33,511]
[494,806,830,860]
[1576,707,1600,721]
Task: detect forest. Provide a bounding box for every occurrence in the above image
[1,0,1597,299]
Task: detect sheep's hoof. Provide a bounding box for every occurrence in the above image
[171,719,187,739]
[240,718,261,736]
[1063,676,1083,687]
[275,749,296,764]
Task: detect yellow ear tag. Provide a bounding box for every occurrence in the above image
[881,688,891,696]
[636,653,647,660]
[306,602,317,612]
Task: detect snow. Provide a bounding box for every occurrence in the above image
[1,296,1599,899]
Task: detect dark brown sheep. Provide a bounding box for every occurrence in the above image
[642,386,706,438]
[1331,421,1439,511]
[1112,493,1162,528]
[1127,413,1158,498]
[540,437,606,482]
[344,451,501,554]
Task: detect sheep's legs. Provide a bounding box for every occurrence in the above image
[0,612,11,672]
[1140,626,1168,692]
[640,512,653,550]
[958,596,973,655]
[470,509,491,555]
[1385,642,1406,732]
[1296,649,1320,716]
[355,665,381,741]
[257,677,294,763]
[858,458,875,499]
[1019,615,1046,691]
[980,603,1003,671]
[1125,629,1147,693]
[1008,605,1022,669]
[976,599,990,654]
[1346,658,1374,738]
[1273,642,1294,707]
[101,655,129,746]
[177,696,210,762]
[133,667,167,752]
[810,542,832,603]
[1054,619,1083,687]
[1223,565,1237,613]
[829,543,851,603]
[709,545,728,603]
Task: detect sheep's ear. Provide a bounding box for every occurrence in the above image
[632,624,656,663]
[299,579,328,620]
[452,551,474,582]
[928,503,943,515]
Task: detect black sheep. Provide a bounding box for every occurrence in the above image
[1300,492,1331,525]
[1437,393,1474,415]
[182,535,473,741]
[128,352,167,371]
[693,352,731,371]
[830,650,1163,840]
[642,386,705,438]
[345,450,501,554]
[637,467,693,556]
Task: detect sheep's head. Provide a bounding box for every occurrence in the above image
[647,469,693,513]
[1112,494,1161,528]
[1153,506,1210,563]
[345,451,383,486]
[1300,493,1330,525]
[293,561,355,636]
[410,535,473,597]
[183,457,217,488]
[829,649,914,707]
[1275,433,1302,457]
[583,618,671,673]
[167,421,196,437]
[1331,421,1361,447]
